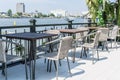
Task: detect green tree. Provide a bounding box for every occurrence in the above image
[13,13,19,18]
[7,9,12,17]
[86,0,120,26]
[116,0,120,26]
[86,0,100,22]
[17,12,22,17]
[48,13,55,17]
[37,12,43,18]
[104,0,120,25]
[42,14,48,17]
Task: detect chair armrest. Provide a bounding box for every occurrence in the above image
[85,32,96,37]
[45,38,60,45]
[82,32,97,43]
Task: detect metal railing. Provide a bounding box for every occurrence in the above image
[0,19,97,56]
[0,19,97,35]
[0,19,97,69]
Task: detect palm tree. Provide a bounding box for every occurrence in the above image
[106,0,120,25]
[86,0,120,26]
[116,0,120,25]
[86,0,99,22]
[104,1,115,22]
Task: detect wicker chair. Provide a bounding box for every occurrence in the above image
[72,27,89,62]
[75,27,89,46]
[36,30,63,73]
[81,31,101,64]
[98,28,109,51]
[108,25,118,48]
[0,39,28,80]
[37,36,73,80]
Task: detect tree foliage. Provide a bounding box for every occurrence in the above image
[17,12,22,17]
[86,0,120,26]
[86,0,99,22]
[7,9,12,17]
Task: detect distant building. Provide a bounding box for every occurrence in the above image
[16,3,25,13]
[50,9,67,17]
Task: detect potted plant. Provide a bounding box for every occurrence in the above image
[15,44,25,57]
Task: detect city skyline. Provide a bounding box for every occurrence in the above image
[0,0,88,14]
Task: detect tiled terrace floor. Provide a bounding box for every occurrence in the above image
[0,43,120,80]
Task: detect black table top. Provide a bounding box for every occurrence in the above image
[1,32,57,40]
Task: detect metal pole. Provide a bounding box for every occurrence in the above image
[68,20,73,29]
[29,19,36,32]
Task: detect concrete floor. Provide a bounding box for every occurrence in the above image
[0,43,120,80]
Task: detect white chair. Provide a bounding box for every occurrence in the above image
[72,27,89,62]
[108,25,118,48]
[37,36,73,80]
[116,28,120,45]
[98,28,109,51]
[0,39,28,80]
[81,31,101,64]
[75,27,89,46]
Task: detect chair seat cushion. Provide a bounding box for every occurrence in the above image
[82,43,94,48]
[38,52,58,60]
[107,36,116,40]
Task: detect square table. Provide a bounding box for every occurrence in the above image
[1,32,57,80]
[59,28,88,34]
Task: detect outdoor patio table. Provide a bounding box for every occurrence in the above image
[59,28,88,34]
[1,32,57,80]
[59,28,88,62]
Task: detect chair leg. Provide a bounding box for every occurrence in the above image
[72,47,76,63]
[92,49,95,64]
[54,61,57,71]
[1,63,7,80]
[59,60,61,66]
[115,38,117,49]
[2,63,7,80]
[111,39,112,48]
[66,57,71,74]
[102,42,104,50]
[47,60,57,72]
[49,60,52,72]
[84,48,87,57]
[80,47,83,58]
[2,63,5,76]
[44,58,46,63]
[47,60,49,72]
[56,60,59,80]
[105,41,110,53]
[96,49,99,60]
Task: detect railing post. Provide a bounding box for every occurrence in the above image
[68,20,73,29]
[29,19,36,32]
[88,18,91,27]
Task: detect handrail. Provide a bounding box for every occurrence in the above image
[0,22,97,29]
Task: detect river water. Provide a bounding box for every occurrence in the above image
[0,18,88,26]
[0,18,88,33]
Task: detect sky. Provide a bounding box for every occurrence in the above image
[0,0,88,14]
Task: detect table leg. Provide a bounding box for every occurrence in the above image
[29,40,36,80]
